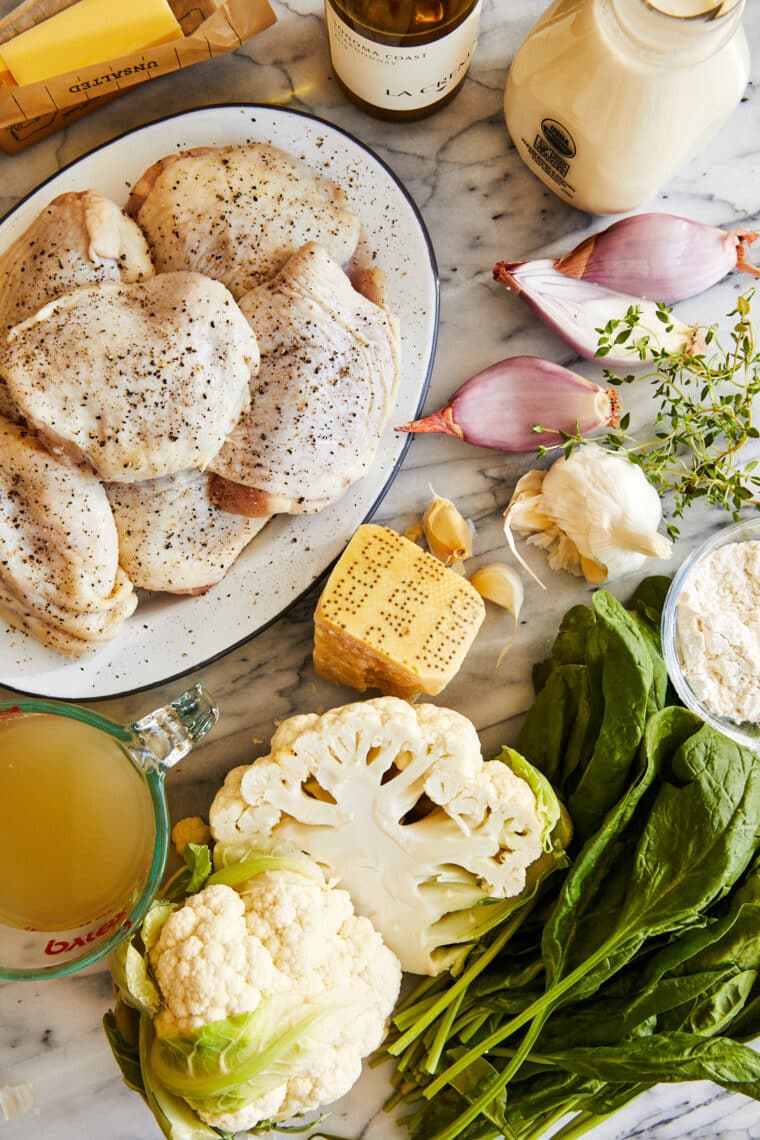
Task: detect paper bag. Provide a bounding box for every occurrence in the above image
[0,0,277,153]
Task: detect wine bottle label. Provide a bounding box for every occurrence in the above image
[326,1,482,113]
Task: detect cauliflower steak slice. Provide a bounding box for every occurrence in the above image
[210,697,568,975]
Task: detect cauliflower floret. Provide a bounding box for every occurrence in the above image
[149,867,401,1134]
[241,869,355,977]
[151,884,289,1036]
[210,697,565,975]
[171,815,212,857]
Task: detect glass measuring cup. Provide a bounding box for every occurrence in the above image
[0,683,218,981]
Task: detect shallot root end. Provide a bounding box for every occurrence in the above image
[735,233,760,280]
[396,405,464,439]
[493,261,524,294]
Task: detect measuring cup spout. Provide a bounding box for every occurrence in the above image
[127,683,219,772]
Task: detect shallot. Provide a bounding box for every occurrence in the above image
[553,213,760,303]
[397,356,619,452]
[493,261,698,366]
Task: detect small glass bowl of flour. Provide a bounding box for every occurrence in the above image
[662,518,760,750]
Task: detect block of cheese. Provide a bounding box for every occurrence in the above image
[313,524,485,699]
[2,0,183,87]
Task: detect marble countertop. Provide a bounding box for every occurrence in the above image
[2,1,760,1137]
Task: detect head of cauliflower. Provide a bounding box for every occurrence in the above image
[147,866,400,1134]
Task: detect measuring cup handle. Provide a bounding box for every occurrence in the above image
[128,683,219,772]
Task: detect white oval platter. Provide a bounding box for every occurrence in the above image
[0,103,438,700]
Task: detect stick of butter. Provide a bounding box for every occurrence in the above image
[0,48,15,87]
[2,0,183,87]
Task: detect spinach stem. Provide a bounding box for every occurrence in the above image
[428,1015,547,1140]
[422,989,465,1075]
[389,907,532,1056]
[423,937,616,1100]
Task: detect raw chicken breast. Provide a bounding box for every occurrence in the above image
[127,144,361,298]
[0,190,154,423]
[0,190,154,334]
[0,273,257,483]
[0,415,136,658]
[107,469,269,594]
[209,242,400,517]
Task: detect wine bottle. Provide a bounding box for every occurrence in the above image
[325,0,482,121]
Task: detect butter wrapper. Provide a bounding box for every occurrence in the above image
[0,0,277,153]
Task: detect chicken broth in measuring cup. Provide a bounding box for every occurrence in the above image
[0,714,156,932]
[0,685,218,980]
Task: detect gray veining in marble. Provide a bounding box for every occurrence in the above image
[1,0,760,1136]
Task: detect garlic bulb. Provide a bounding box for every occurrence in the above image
[504,447,672,585]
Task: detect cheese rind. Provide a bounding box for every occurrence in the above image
[2,0,183,87]
[313,524,485,699]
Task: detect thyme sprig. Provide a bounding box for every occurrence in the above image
[535,292,760,540]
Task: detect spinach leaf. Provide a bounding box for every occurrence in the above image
[517,665,593,793]
[536,1032,760,1096]
[519,588,670,838]
[730,993,760,1042]
[501,1070,603,1137]
[567,592,656,840]
[627,575,671,633]
[550,605,597,667]
[548,710,760,998]
[536,970,732,1051]
[688,971,757,1036]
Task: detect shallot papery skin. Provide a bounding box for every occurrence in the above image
[396,356,619,452]
[493,260,697,366]
[553,213,760,303]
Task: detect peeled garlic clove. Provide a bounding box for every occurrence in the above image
[554,213,760,303]
[422,491,473,565]
[470,563,524,615]
[492,260,696,366]
[397,355,620,452]
[470,563,524,665]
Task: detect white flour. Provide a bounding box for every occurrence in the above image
[676,539,760,724]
